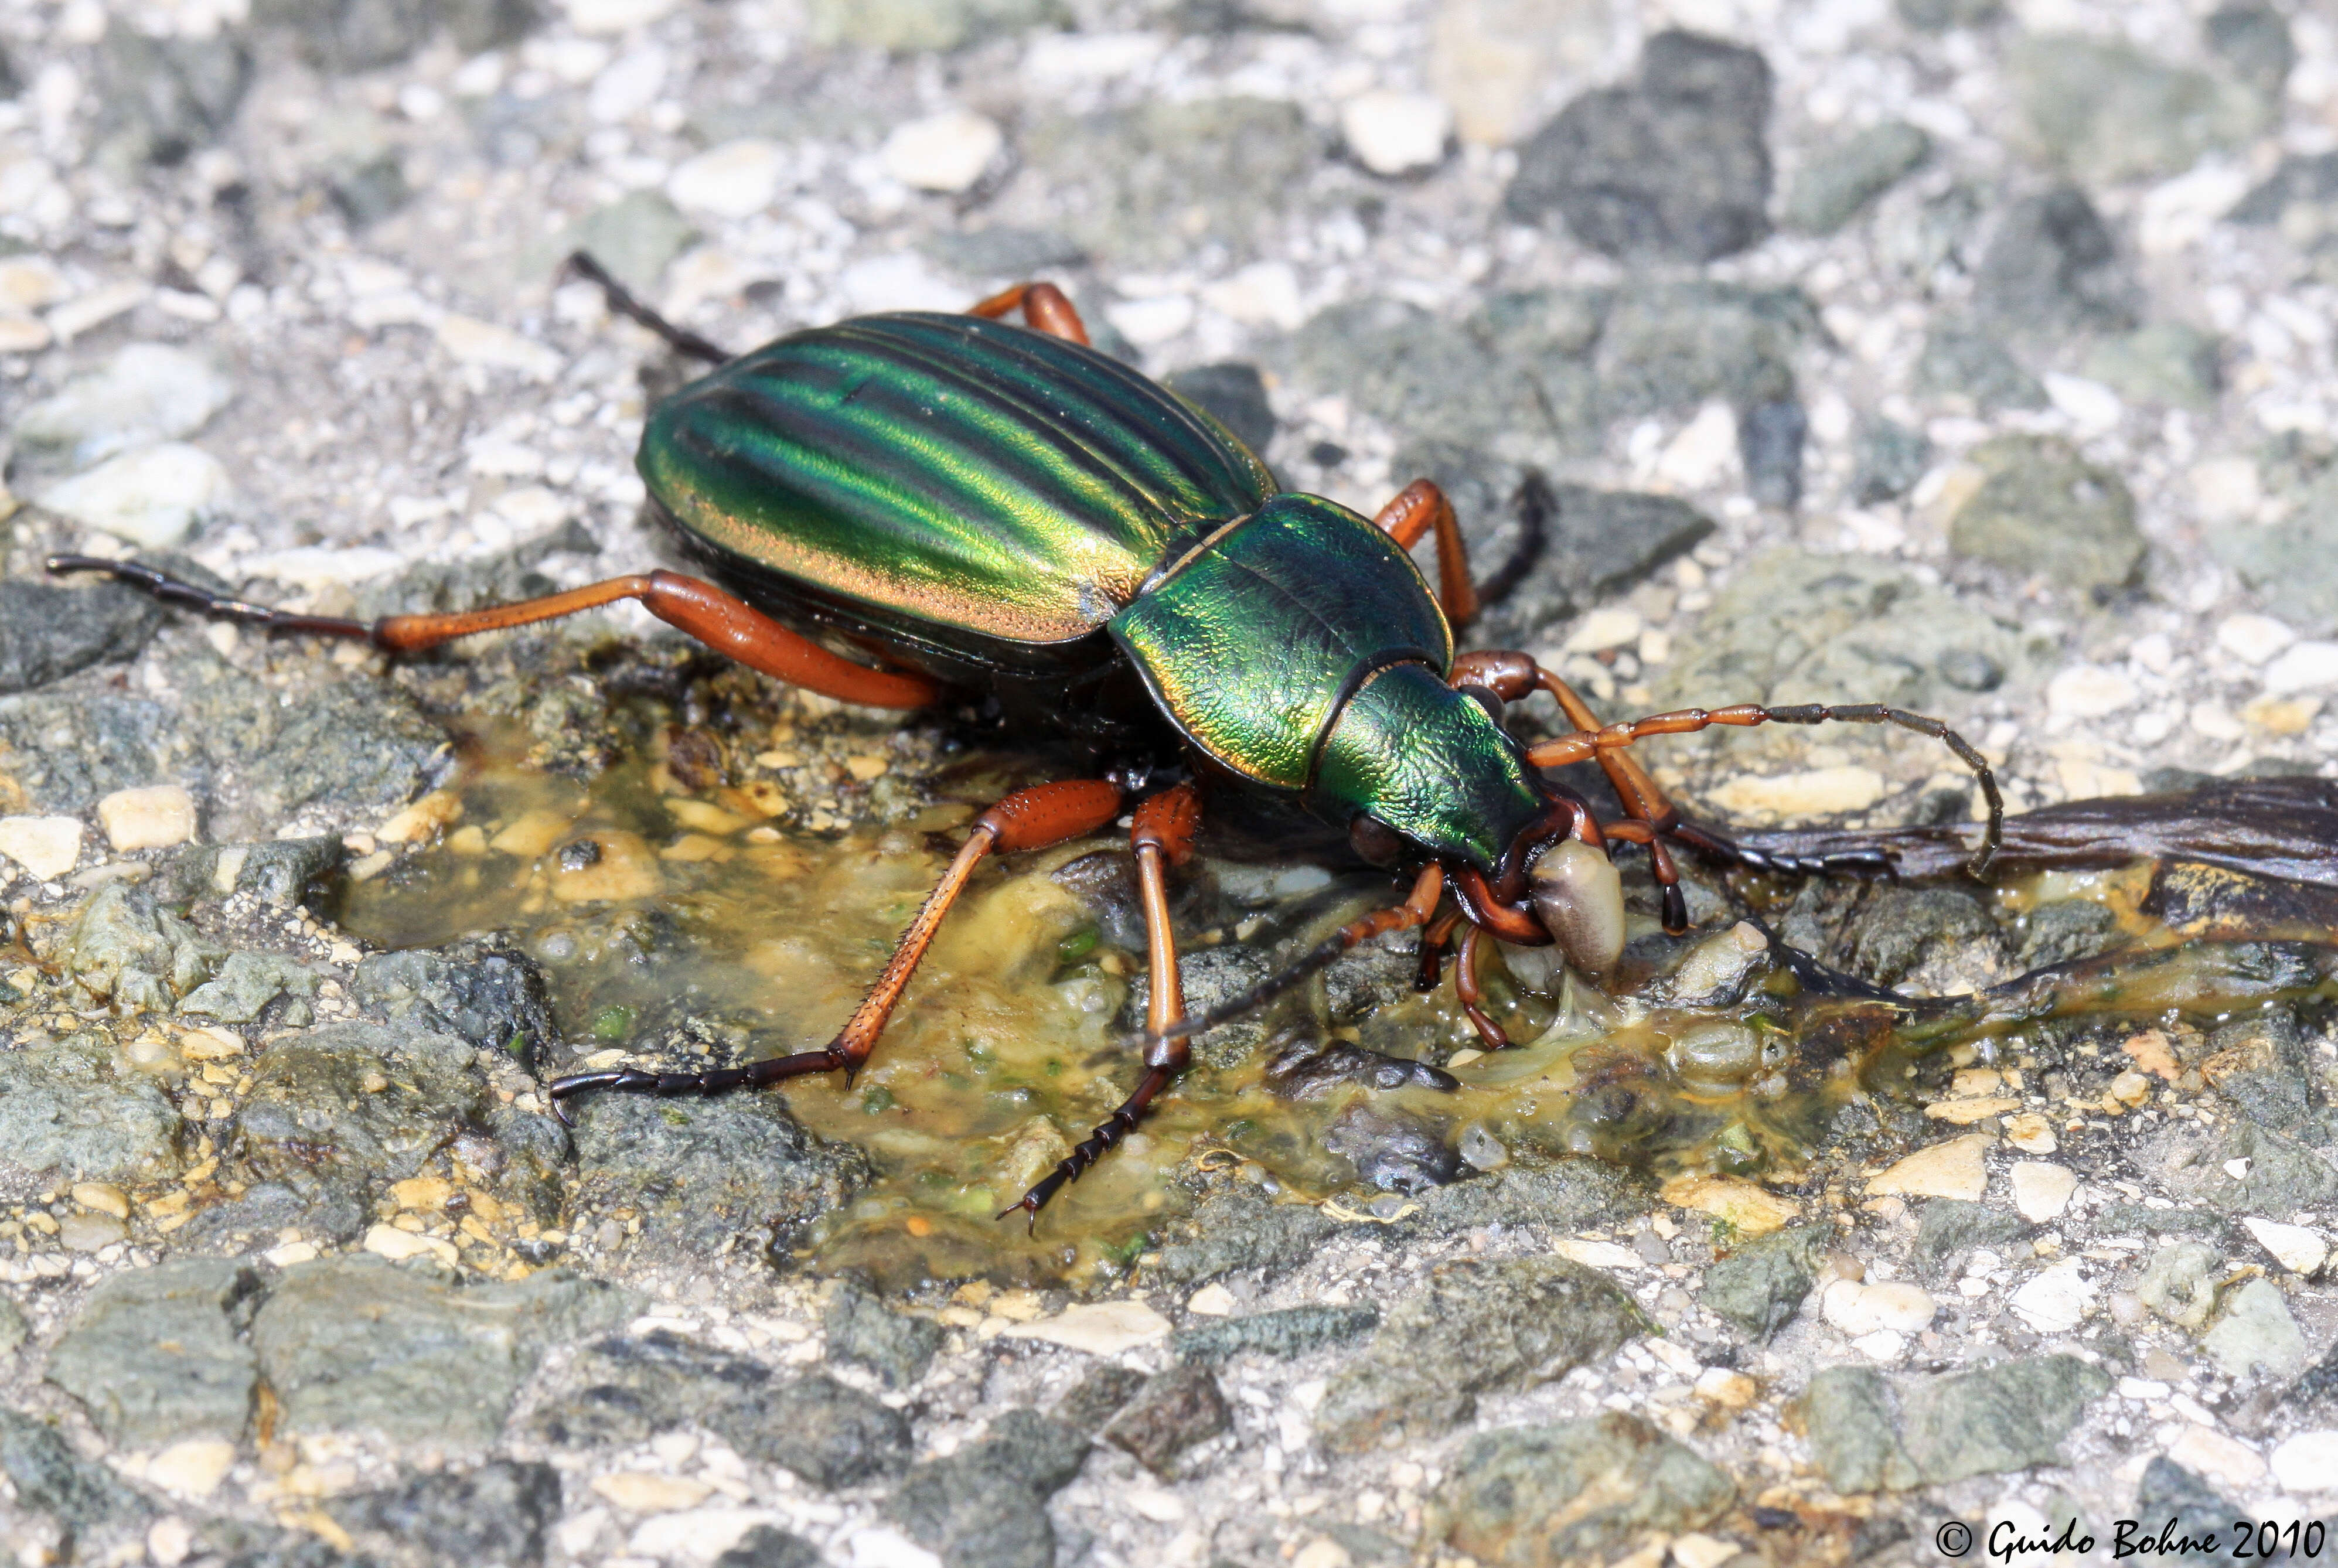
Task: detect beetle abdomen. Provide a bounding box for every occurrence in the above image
[641,312,1275,651]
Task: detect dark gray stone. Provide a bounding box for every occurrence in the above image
[1262,1039,1456,1100]
[1805,1356,2111,1492]
[1739,399,1807,508]
[2132,1458,2237,1563]
[355,939,555,1068]
[1100,1365,1229,1478]
[0,1293,26,1354]
[1915,323,2047,412]
[46,1259,261,1447]
[194,1517,367,1568]
[2009,33,2273,187]
[1784,121,1929,234]
[2202,1012,2315,1133]
[1701,1223,1827,1338]
[1396,1160,1641,1236]
[2160,1122,2338,1217]
[1593,284,1811,420]
[1320,1102,1461,1194]
[1505,31,1774,263]
[0,580,163,696]
[718,1373,914,1489]
[1852,418,1932,505]
[229,1022,488,1212]
[1021,98,1317,267]
[2019,900,2122,969]
[1150,1190,1341,1287]
[2230,151,2338,226]
[1895,0,1999,29]
[714,1527,824,1568]
[824,1283,945,1389]
[529,1329,771,1449]
[2209,468,2338,635]
[179,951,321,1024]
[94,29,251,166]
[2209,3,2296,98]
[263,0,433,73]
[1050,1364,1147,1433]
[330,153,411,230]
[570,1089,871,1256]
[1842,886,2004,987]
[1436,1414,1734,1564]
[69,881,221,1014]
[1913,1199,2030,1279]
[1318,1256,1643,1452]
[0,1407,151,1530]
[251,1255,632,1447]
[1163,362,1276,455]
[806,0,1065,51]
[1974,186,2136,337]
[1948,435,2144,591]
[1287,298,1563,458]
[0,1035,185,1182]
[922,227,1088,278]
[159,837,346,909]
[1171,1302,1379,1364]
[327,1459,561,1568]
[881,1409,1086,1568]
[2083,324,2221,408]
[554,191,694,294]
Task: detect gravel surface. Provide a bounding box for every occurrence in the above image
[1,1,2337,1566]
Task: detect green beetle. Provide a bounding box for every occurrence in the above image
[52,258,2000,1221]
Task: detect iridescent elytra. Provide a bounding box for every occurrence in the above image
[52,254,2002,1222]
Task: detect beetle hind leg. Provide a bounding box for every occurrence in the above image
[554,780,1125,1121]
[561,251,731,365]
[968,281,1090,345]
[1002,783,1199,1229]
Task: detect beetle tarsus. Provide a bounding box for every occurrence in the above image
[46,555,373,640]
[561,250,731,365]
[544,1047,850,1120]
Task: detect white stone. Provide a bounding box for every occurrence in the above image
[846,1527,945,1568]
[145,1440,234,1499]
[2190,699,2245,741]
[98,785,196,851]
[2043,372,2123,435]
[1556,1238,1642,1269]
[627,1505,778,1563]
[1868,1138,1995,1199]
[1672,1532,1740,1568]
[146,1518,195,1567]
[839,252,963,315]
[243,546,407,589]
[881,111,1004,194]
[588,43,667,124]
[0,313,50,352]
[1000,1300,1171,1354]
[2168,1424,2267,1491]
[1185,1283,1236,1317]
[2217,613,2297,665]
[435,314,562,380]
[1707,766,1889,823]
[1105,296,1195,347]
[2009,1259,2094,1333]
[1654,401,1740,492]
[2047,664,2141,719]
[2011,1162,2078,1222]
[2265,640,2338,696]
[1129,1488,1187,1522]
[38,442,229,548]
[561,0,674,31]
[2189,456,2262,523]
[1562,607,1642,653]
[592,1471,714,1512]
[1291,1540,1352,1568]
[1429,0,1612,145]
[361,1222,457,1267]
[0,816,83,879]
[15,343,233,468]
[1340,89,1453,176]
[2243,1216,2328,1275]
[0,255,65,311]
[667,139,788,217]
[49,281,149,342]
[1201,261,1306,331]
[2139,162,2254,255]
[1821,1279,1937,1336]
[2271,1431,2338,1494]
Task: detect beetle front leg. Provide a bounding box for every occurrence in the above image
[553,779,1125,1121]
[1002,783,1200,1228]
[967,281,1090,345]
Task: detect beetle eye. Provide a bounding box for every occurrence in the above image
[1348,813,1405,866]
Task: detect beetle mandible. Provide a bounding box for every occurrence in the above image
[52,254,2003,1223]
